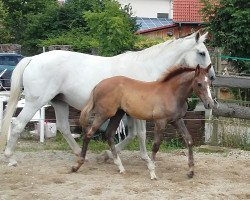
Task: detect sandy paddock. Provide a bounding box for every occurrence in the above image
[0,142,249,200]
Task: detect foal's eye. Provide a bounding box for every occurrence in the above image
[197,83,202,87]
[199,52,205,56]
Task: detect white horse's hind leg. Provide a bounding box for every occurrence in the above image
[136,120,157,180]
[51,100,81,155]
[101,116,138,160]
[4,101,45,165]
[115,116,138,152]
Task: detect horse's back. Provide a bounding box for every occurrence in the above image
[21,50,116,108]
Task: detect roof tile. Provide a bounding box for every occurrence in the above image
[173,0,204,23]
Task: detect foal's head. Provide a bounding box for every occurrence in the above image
[192,64,214,109]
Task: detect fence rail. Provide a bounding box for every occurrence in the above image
[213,75,250,89]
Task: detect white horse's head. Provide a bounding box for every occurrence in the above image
[179,31,216,81]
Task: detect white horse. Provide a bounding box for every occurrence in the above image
[0,31,215,179]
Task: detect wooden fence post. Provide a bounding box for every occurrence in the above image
[211,117,219,145]
[211,48,222,145]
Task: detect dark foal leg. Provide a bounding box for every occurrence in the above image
[106,110,126,173]
[152,119,166,161]
[171,118,194,178]
[71,115,106,172]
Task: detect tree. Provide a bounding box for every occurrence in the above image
[84,0,138,56]
[39,0,103,54]
[0,0,12,43]
[1,0,59,54]
[1,0,138,55]
[2,0,57,42]
[200,0,250,73]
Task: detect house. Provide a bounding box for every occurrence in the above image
[118,0,173,19]
[172,0,206,37]
[130,0,206,38]
[117,0,176,37]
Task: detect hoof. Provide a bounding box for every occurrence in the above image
[119,169,126,174]
[8,158,18,167]
[103,150,113,162]
[150,174,158,180]
[187,171,194,178]
[71,166,79,173]
[97,151,110,163]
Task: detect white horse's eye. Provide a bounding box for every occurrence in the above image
[199,52,206,56]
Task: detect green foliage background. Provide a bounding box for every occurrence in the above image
[200,0,250,73]
[0,0,139,56]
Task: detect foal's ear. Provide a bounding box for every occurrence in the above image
[206,64,212,72]
[195,64,201,76]
[195,31,201,43]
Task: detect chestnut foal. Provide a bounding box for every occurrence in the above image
[72,64,214,179]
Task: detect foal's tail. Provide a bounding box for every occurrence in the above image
[79,89,95,128]
[0,57,32,150]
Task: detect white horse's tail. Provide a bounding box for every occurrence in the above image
[0,57,32,150]
[79,89,95,128]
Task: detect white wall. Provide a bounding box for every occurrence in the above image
[118,0,173,19]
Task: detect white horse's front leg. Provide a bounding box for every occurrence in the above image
[136,120,157,180]
[4,111,36,166]
[4,120,20,166]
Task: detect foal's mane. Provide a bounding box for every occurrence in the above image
[159,65,196,82]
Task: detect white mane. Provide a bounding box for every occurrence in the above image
[114,35,194,62]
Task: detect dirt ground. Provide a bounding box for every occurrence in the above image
[0,142,249,200]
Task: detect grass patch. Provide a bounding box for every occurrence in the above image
[195,146,229,154]
[88,140,109,153]
[125,137,184,153]
[17,132,71,152]
[17,131,184,153]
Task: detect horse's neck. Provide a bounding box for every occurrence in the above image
[126,38,195,79]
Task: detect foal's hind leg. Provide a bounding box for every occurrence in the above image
[71,115,106,172]
[171,118,194,178]
[4,101,47,166]
[51,100,81,155]
[106,110,126,174]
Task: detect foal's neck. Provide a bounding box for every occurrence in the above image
[168,71,195,105]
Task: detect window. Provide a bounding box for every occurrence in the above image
[157,13,169,19]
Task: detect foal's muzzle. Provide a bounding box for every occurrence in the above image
[204,100,214,109]
[209,75,215,81]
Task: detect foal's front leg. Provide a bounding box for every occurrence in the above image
[171,118,194,178]
[152,119,166,161]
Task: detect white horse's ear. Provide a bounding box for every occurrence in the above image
[195,31,201,43]
[199,32,209,43]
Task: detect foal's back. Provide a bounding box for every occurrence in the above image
[93,76,173,120]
